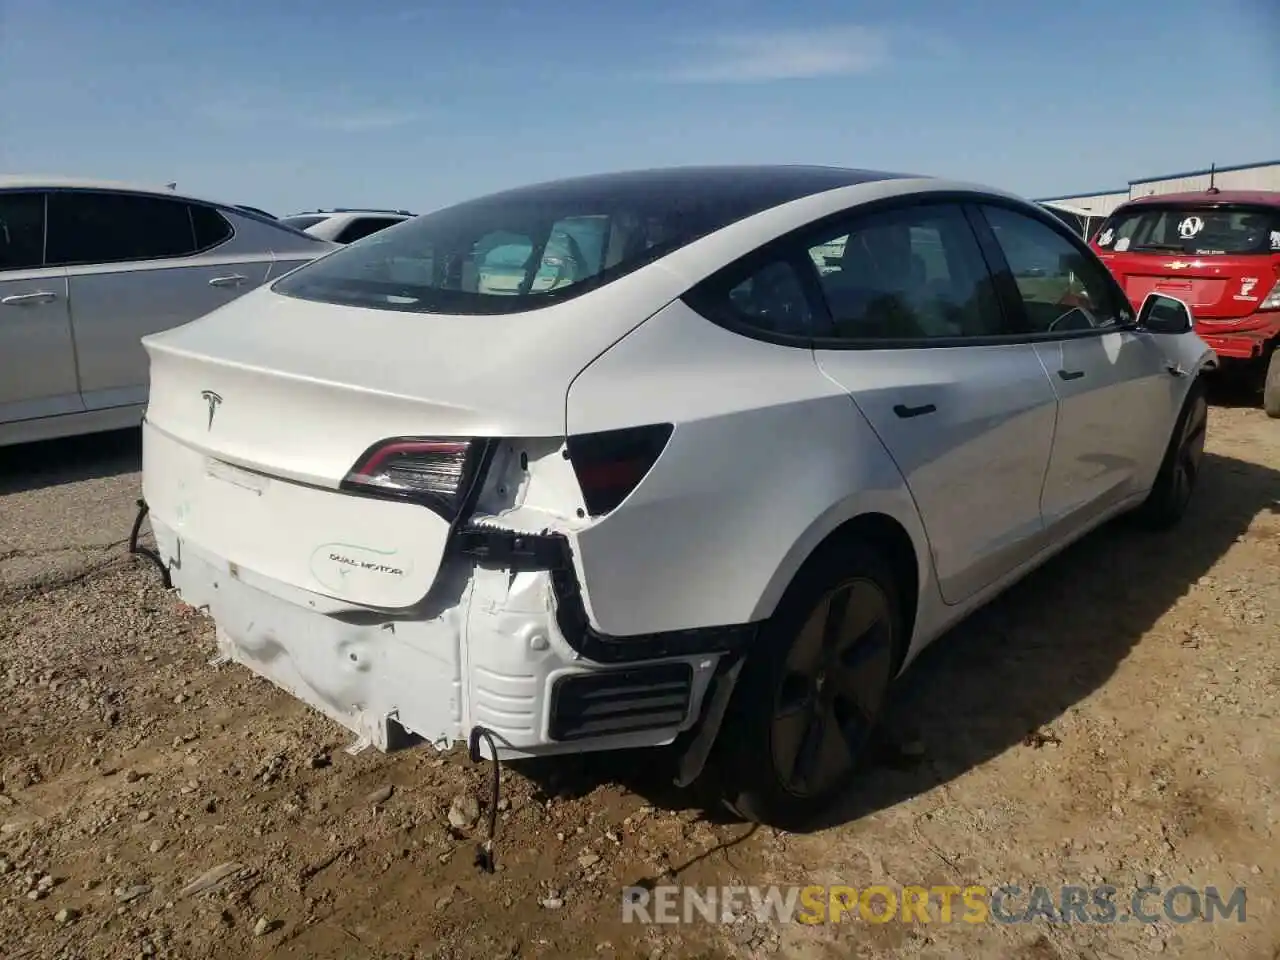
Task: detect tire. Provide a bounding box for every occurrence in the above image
[1133,380,1208,530]
[1264,346,1280,419]
[707,539,903,831]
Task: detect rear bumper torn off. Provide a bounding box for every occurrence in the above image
[152,519,725,758]
[454,526,756,664]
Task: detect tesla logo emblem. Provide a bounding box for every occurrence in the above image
[200,390,223,430]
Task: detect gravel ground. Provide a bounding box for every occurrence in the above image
[0,430,143,592]
[0,401,1277,960]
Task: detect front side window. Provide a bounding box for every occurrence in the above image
[46,191,198,266]
[806,204,1003,340]
[981,205,1127,334]
[1095,203,1280,256]
[0,192,45,271]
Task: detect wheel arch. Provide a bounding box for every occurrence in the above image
[675,498,933,794]
[749,496,931,669]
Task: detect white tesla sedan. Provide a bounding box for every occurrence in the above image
[137,166,1212,829]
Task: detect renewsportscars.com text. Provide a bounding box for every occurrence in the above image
[621,883,1248,925]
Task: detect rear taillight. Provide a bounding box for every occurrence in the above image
[342,438,489,520]
[565,423,673,517]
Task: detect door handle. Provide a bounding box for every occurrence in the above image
[208,275,248,288]
[1165,362,1189,377]
[893,403,937,419]
[1057,369,1086,381]
[1,291,58,305]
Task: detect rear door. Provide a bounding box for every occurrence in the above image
[48,190,273,412]
[0,190,82,426]
[978,202,1177,532]
[804,200,1060,605]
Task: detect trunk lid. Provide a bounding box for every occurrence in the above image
[140,275,679,609]
[142,419,450,609]
[141,284,653,487]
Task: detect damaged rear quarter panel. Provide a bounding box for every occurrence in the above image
[563,298,927,637]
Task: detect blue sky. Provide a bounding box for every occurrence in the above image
[2,0,1277,215]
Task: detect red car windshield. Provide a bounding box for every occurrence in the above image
[1094,203,1280,257]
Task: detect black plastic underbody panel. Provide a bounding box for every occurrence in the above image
[453,528,757,664]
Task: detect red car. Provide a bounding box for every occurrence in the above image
[1090,188,1280,417]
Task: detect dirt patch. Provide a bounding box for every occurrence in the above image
[1,406,1277,959]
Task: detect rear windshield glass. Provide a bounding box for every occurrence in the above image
[280,215,329,231]
[270,167,892,315]
[1094,204,1280,256]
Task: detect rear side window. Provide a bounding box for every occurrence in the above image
[0,192,45,271]
[724,261,814,335]
[46,191,198,266]
[191,205,234,251]
[1095,204,1280,256]
[805,204,1003,340]
[683,254,817,338]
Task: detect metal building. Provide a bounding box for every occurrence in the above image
[1036,187,1130,220]
[1035,158,1280,222]
[1129,159,1280,198]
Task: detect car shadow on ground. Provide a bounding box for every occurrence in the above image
[0,428,142,496]
[514,450,1279,841]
